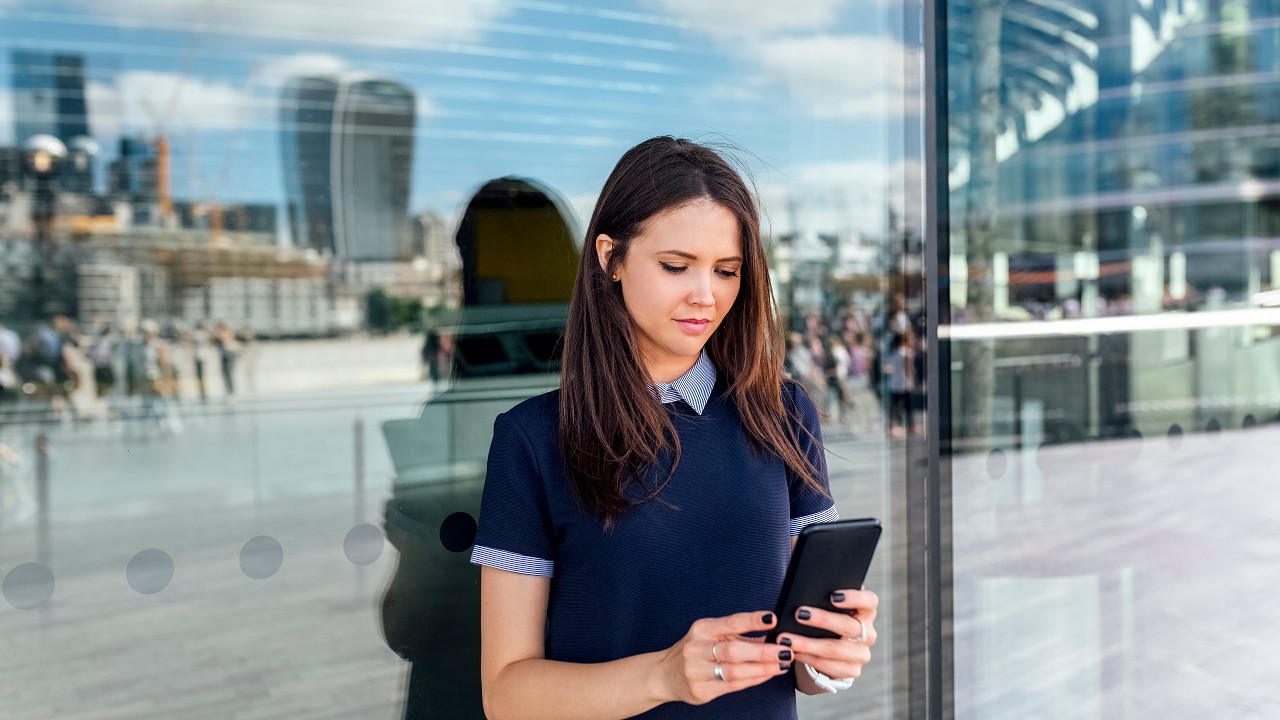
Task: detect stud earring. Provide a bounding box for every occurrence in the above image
[612,274,619,282]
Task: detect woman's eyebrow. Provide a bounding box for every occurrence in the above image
[656,249,743,263]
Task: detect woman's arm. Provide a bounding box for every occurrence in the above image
[480,567,791,720]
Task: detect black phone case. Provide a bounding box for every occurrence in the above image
[767,518,881,642]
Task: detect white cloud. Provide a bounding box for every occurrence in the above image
[86,53,435,139]
[71,0,514,45]
[759,158,921,237]
[565,191,598,243]
[0,87,12,146]
[88,71,253,136]
[652,0,919,123]
[650,0,848,35]
[415,94,435,121]
[753,34,918,119]
[258,53,350,88]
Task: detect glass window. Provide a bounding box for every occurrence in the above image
[944,0,1280,716]
[1,2,924,718]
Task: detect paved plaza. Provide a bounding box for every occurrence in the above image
[4,381,1275,718]
[0,384,897,720]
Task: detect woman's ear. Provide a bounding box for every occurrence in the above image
[595,234,615,275]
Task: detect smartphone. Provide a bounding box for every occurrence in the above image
[767,518,882,642]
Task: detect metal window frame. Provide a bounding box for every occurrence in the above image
[907,0,955,717]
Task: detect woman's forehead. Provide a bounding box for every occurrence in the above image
[634,200,742,257]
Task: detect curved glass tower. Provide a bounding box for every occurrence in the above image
[279,73,415,261]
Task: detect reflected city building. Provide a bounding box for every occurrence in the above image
[945,0,1280,716]
[380,176,577,719]
[0,3,916,718]
[280,74,416,261]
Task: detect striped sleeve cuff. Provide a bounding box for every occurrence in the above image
[789,505,840,535]
[470,545,555,577]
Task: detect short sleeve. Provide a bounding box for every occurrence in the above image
[469,411,557,577]
[784,382,839,535]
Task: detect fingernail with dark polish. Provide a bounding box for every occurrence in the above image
[831,592,846,603]
[779,637,792,647]
[780,663,792,671]
[797,609,812,621]
[762,613,774,625]
[779,650,792,661]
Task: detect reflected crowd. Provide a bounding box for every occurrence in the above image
[0,313,255,430]
[782,296,926,439]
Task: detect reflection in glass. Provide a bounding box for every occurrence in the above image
[946,0,1280,716]
[380,175,576,718]
[0,2,915,717]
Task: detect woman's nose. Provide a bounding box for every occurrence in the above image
[687,272,715,306]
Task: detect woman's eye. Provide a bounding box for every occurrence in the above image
[660,263,687,274]
[716,269,739,279]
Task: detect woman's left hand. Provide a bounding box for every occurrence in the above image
[777,589,878,682]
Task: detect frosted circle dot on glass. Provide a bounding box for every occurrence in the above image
[240,536,284,580]
[439,512,478,553]
[986,448,1007,479]
[3,562,55,610]
[126,549,173,595]
[1167,424,1183,449]
[1206,418,1221,434]
[344,523,384,566]
[1035,443,1052,472]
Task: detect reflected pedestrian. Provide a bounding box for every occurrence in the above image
[821,333,854,433]
[214,321,239,397]
[0,322,20,406]
[884,331,916,438]
[88,323,117,414]
[191,323,212,404]
[134,319,181,436]
[421,329,440,383]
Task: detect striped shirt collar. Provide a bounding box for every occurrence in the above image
[654,350,717,415]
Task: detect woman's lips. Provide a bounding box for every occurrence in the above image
[676,319,711,334]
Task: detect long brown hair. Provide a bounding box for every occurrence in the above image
[559,136,825,526]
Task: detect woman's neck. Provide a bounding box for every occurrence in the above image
[645,352,700,384]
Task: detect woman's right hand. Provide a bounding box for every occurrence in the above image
[655,611,793,706]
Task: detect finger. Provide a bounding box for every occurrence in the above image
[713,639,793,665]
[793,656,866,680]
[713,657,793,688]
[793,606,868,641]
[694,611,776,639]
[829,589,879,621]
[778,634,872,666]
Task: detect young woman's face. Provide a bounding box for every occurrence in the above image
[598,199,743,382]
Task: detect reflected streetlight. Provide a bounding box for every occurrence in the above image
[23,134,68,320]
[68,135,100,195]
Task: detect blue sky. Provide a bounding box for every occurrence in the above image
[1,0,915,237]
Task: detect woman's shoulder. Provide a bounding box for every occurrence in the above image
[497,387,562,433]
[781,377,820,419]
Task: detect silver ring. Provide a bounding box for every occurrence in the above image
[714,663,726,682]
[849,618,868,643]
[711,641,721,663]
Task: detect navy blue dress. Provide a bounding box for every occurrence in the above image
[471,357,838,720]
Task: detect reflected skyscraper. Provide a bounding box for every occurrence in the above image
[11,50,90,143]
[280,76,339,255]
[11,50,93,192]
[279,73,415,261]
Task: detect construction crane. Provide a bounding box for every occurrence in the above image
[135,4,209,228]
[139,97,173,223]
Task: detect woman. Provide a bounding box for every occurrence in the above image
[471,137,878,720]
